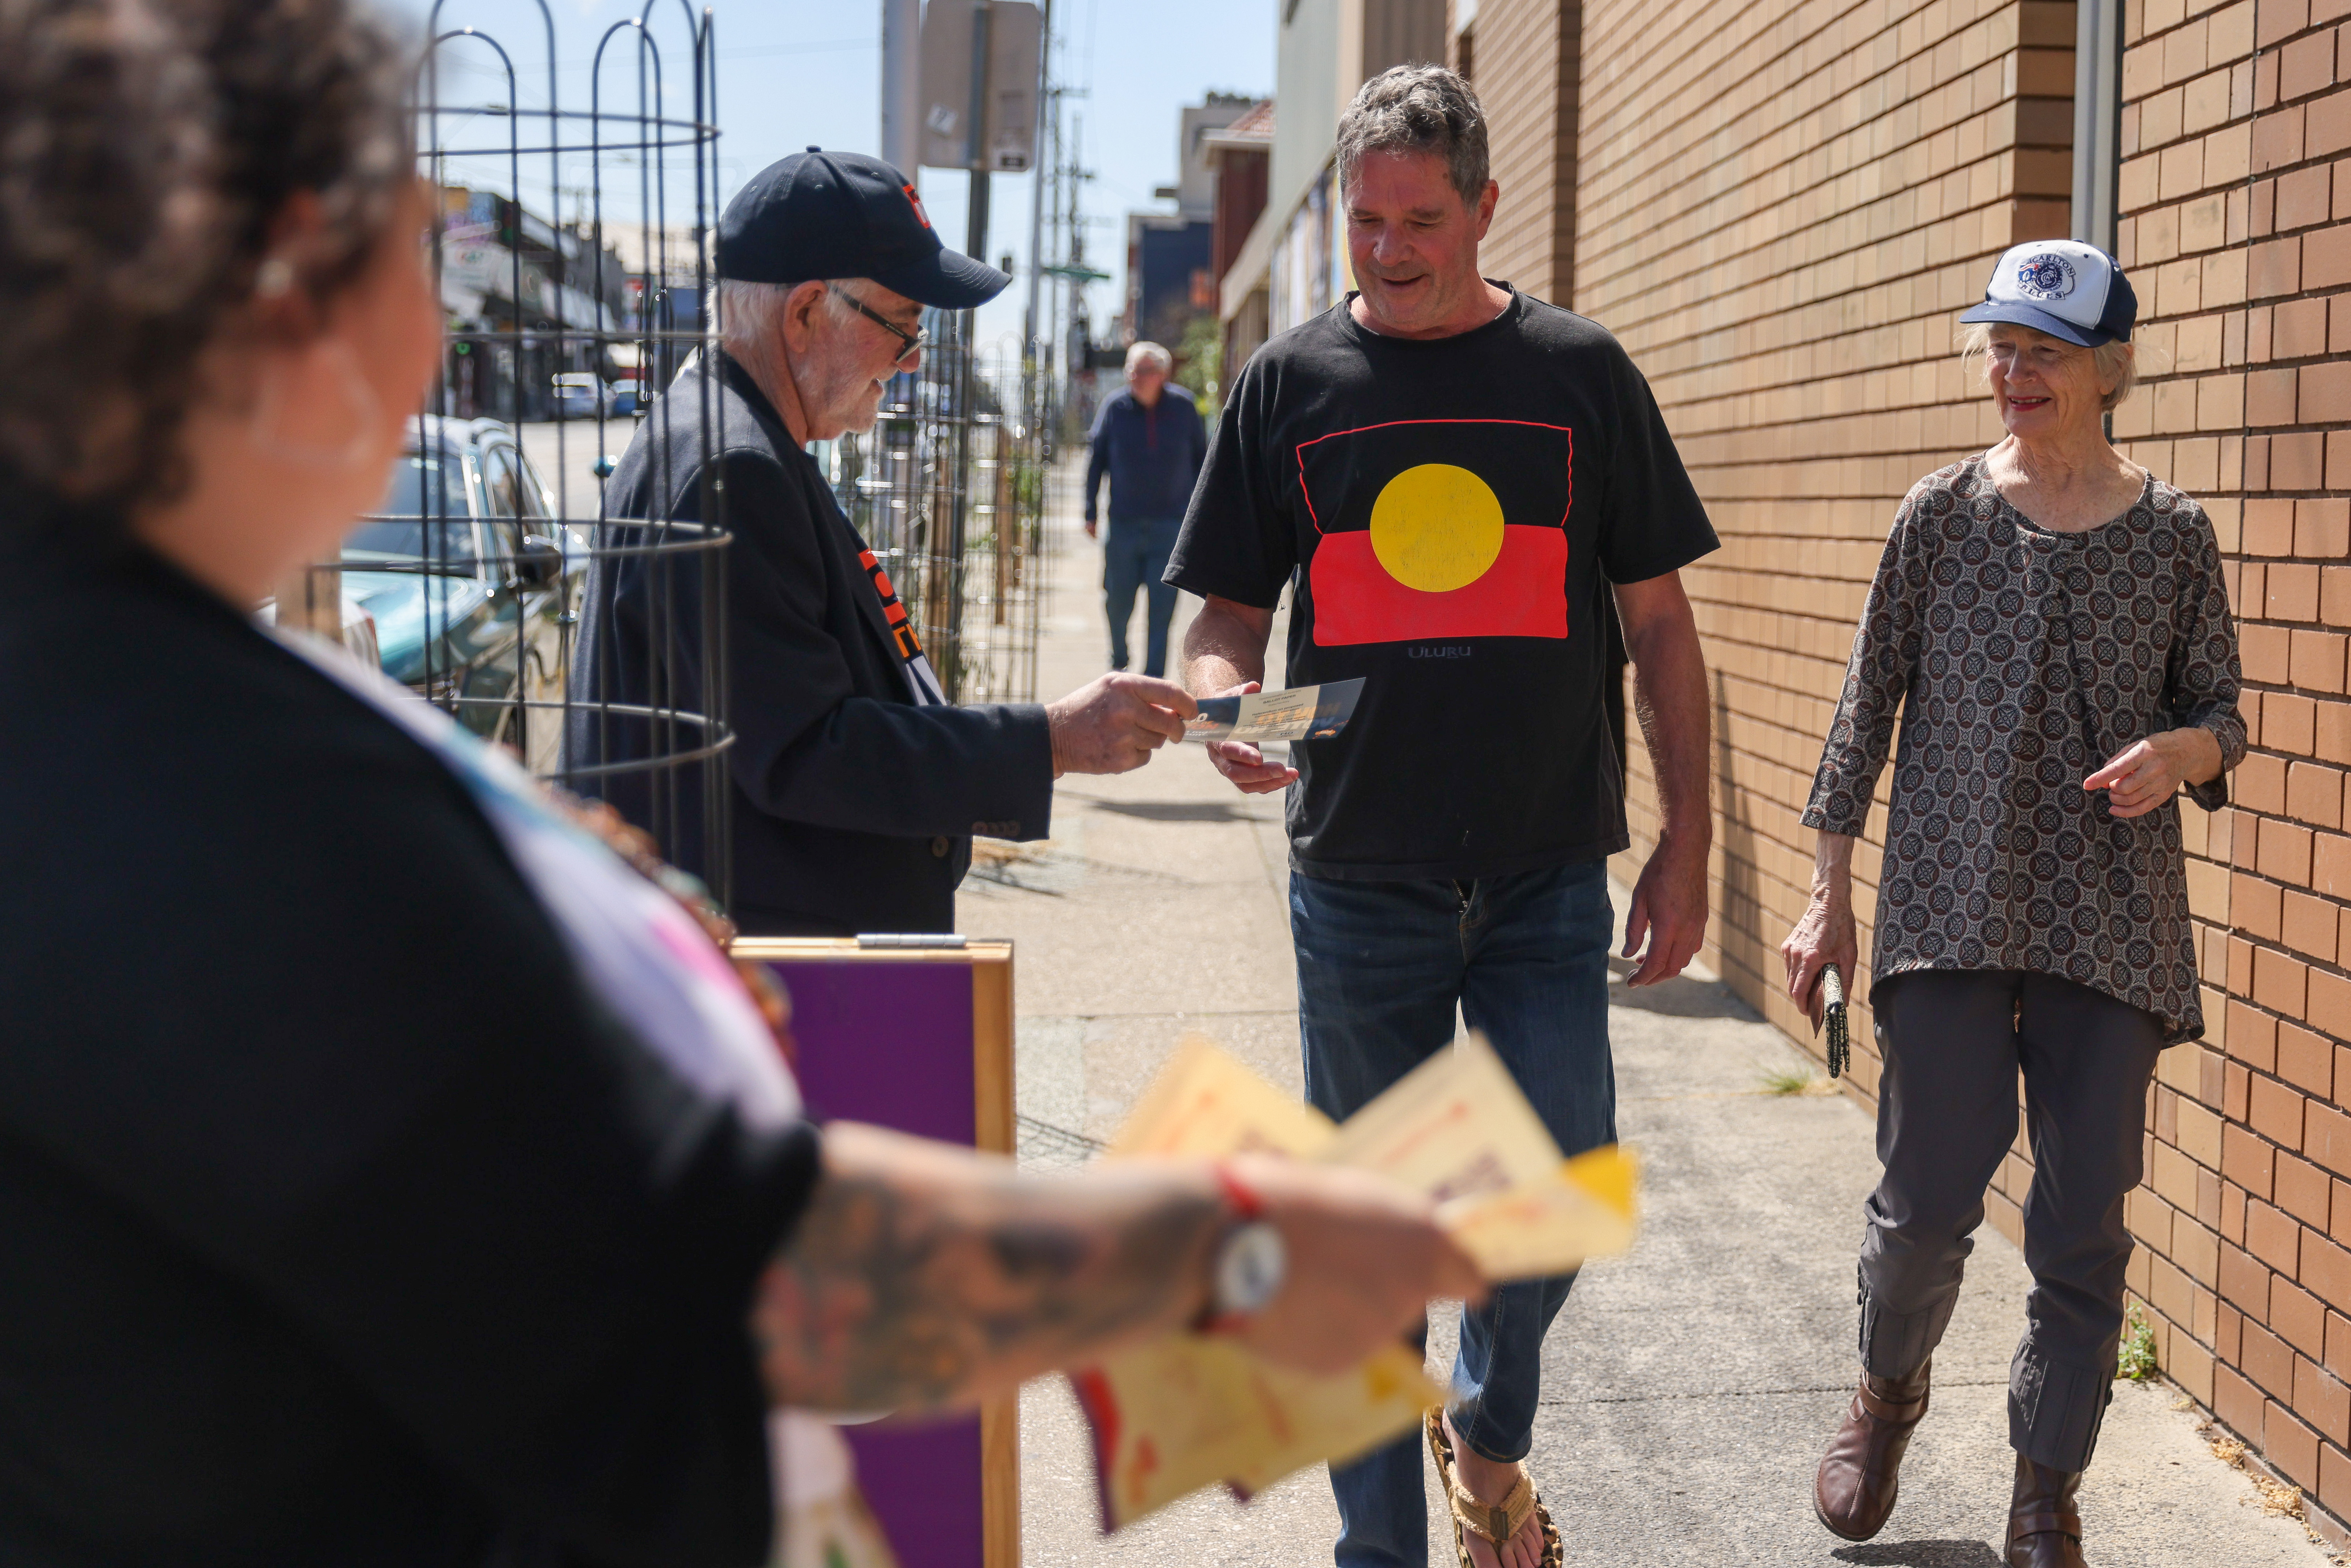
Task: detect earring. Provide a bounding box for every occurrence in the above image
[247,338,381,471]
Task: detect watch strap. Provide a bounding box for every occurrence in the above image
[1196,1162,1274,1336]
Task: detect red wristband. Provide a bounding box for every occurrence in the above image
[1212,1160,1264,1221]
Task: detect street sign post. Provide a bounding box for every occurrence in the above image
[917,0,1043,174]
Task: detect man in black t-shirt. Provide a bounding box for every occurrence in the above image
[1169,67,1718,1568]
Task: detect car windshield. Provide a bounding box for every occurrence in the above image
[348,451,474,562]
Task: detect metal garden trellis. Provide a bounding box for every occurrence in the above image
[822,320,1046,709]
[340,0,741,904]
[301,4,1050,913]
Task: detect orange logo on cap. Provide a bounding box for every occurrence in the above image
[902,184,933,230]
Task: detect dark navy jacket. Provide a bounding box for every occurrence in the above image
[568,352,1053,935]
[1083,384,1209,523]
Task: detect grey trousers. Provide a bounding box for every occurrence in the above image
[1857,968,2164,1472]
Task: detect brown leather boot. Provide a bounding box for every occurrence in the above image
[1812,1359,1932,1541]
[2005,1453,2085,1567]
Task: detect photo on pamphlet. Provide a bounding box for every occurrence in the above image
[1181,678,1365,746]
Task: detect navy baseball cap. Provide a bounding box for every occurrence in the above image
[1960,240,2137,346]
[717,147,1010,309]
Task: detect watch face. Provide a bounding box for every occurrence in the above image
[1217,1220,1288,1316]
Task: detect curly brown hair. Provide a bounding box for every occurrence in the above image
[0,0,413,521]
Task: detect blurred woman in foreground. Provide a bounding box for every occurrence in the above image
[0,3,1479,1562]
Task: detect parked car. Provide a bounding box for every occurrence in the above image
[344,416,584,776]
[550,371,606,420]
[256,583,382,669]
[609,376,647,416]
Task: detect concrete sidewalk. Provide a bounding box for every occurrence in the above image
[970,503,2332,1566]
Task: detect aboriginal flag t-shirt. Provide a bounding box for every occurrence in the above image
[1165,287,1717,881]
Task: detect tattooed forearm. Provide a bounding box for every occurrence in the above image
[750,1122,1225,1411]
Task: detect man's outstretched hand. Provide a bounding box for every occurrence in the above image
[1048,672,1197,777]
[1201,682,1300,794]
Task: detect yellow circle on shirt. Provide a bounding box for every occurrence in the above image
[1368,463,1505,593]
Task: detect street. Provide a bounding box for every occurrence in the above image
[515,418,628,524]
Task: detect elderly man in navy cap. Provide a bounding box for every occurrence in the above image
[571,150,1197,936]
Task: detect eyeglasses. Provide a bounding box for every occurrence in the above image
[827,283,928,368]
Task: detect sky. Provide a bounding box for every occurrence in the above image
[386,0,1275,358]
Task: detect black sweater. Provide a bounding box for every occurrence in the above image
[0,519,817,1566]
[571,353,1054,935]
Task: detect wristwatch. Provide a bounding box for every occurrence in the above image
[1195,1164,1288,1335]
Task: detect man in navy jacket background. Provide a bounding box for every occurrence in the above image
[1082,341,1208,678]
[571,150,1194,936]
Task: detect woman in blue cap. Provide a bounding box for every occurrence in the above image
[1781,240,2244,1567]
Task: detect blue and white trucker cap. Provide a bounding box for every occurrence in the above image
[1960,240,2138,347]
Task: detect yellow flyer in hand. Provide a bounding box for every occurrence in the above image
[1066,1034,1641,1532]
[1071,1038,1442,1528]
[1436,1145,1641,1280]
[1069,1339,1435,1524]
[1318,1033,1569,1199]
[1108,1034,1337,1160]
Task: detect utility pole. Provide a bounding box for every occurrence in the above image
[1021,0,1054,364]
[963,0,992,262]
[879,0,920,172]
[946,0,992,701]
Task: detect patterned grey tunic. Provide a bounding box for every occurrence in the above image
[1801,456,2245,1043]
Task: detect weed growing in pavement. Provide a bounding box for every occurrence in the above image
[1760,1067,1838,1095]
[2117,1304,2158,1381]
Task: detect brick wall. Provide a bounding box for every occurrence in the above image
[1471,0,2351,1518]
[2116,0,2351,1523]
[1462,0,1583,301]
[1574,0,2075,1117]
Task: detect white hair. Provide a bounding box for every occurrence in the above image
[719,278,801,357]
[1125,340,1173,376]
[720,277,859,404]
[1957,320,2138,411]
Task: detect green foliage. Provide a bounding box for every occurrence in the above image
[2117,1304,2158,1381]
[1005,457,1046,515]
[1761,1068,1817,1096]
[1176,313,1225,421]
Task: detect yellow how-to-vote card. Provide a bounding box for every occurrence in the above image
[1106,1034,1337,1161]
[1066,1034,1641,1532]
[1319,1033,1570,1201]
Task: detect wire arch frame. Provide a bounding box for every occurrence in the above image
[313,1,736,905]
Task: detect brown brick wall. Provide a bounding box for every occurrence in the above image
[1468,0,1582,301]
[1573,0,2075,1114]
[1478,0,2351,1513]
[2116,0,2351,1520]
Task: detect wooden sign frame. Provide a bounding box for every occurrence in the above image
[736,937,1017,1568]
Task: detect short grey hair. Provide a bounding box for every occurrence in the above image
[721,277,864,399]
[1334,65,1489,208]
[1125,340,1172,375]
[1957,320,2138,412]
[719,278,802,356]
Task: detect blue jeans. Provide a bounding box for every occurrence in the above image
[1291,862,1616,1568]
[1102,515,1181,676]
